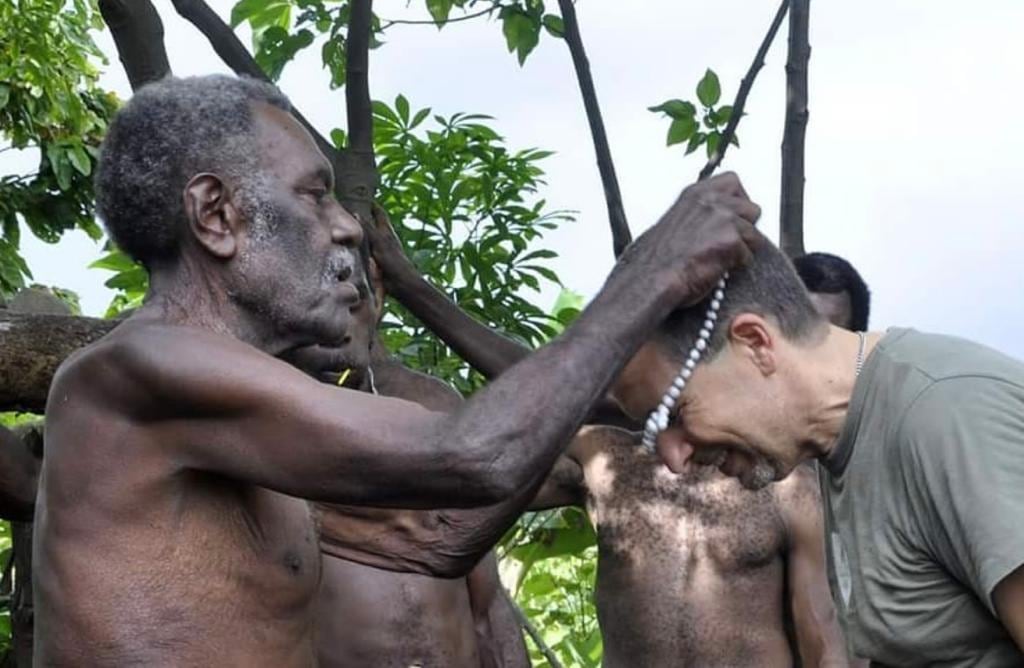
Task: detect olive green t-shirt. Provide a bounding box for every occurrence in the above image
[821,328,1024,667]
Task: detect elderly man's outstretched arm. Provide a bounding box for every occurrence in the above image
[50,173,759,575]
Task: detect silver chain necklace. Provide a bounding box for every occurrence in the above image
[855,331,867,377]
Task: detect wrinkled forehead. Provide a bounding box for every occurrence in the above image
[807,290,853,329]
[250,102,333,186]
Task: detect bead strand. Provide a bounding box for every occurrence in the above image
[641,274,728,453]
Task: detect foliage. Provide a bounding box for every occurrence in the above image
[230,0,566,90]
[649,68,740,158]
[370,95,572,394]
[0,0,117,297]
[90,247,146,318]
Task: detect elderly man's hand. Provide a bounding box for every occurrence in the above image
[617,172,761,307]
[361,203,416,291]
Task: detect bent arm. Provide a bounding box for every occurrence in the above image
[779,465,848,667]
[64,259,671,569]
[993,565,1024,651]
[0,425,39,521]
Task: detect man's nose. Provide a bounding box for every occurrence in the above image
[330,204,364,247]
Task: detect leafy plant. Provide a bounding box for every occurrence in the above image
[0,0,117,297]
[649,68,739,158]
[370,95,573,394]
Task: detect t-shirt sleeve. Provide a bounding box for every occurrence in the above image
[898,375,1024,616]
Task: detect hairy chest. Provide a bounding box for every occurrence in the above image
[581,448,785,575]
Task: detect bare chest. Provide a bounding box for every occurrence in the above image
[582,448,785,574]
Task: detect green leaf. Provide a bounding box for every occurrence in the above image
[230,0,266,28]
[714,105,734,127]
[395,94,410,125]
[410,107,431,129]
[426,0,453,26]
[667,116,698,146]
[542,14,565,38]
[501,7,541,66]
[685,131,707,156]
[696,68,721,107]
[705,132,721,158]
[89,251,136,273]
[647,99,696,121]
[67,144,91,176]
[0,84,9,111]
[330,128,347,149]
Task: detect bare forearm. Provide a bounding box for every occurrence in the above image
[425,266,674,558]
[386,262,530,379]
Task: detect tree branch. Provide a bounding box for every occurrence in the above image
[557,0,631,258]
[98,0,171,90]
[338,0,379,225]
[508,589,565,668]
[168,0,338,162]
[780,0,810,258]
[380,5,497,29]
[699,0,789,181]
[0,312,116,413]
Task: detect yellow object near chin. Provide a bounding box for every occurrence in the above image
[336,368,352,386]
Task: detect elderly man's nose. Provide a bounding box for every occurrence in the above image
[331,206,364,246]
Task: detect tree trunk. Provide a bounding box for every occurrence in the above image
[170,0,337,162]
[339,0,378,225]
[699,0,789,181]
[98,0,171,89]
[0,312,115,413]
[780,0,811,258]
[557,0,631,258]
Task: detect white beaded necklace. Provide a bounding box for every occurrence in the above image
[641,274,729,453]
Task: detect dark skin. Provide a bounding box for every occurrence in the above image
[295,271,527,668]
[36,95,760,665]
[371,213,845,667]
[0,425,39,522]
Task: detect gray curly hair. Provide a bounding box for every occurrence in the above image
[95,75,291,267]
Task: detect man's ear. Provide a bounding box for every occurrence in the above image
[727,313,776,376]
[183,173,241,259]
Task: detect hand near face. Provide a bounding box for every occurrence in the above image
[617,172,762,307]
[362,203,414,289]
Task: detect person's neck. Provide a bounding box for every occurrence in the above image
[799,325,881,460]
[139,255,294,356]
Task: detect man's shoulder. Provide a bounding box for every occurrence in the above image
[50,319,246,417]
[880,328,1024,388]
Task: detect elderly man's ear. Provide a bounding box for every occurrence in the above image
[184,174,242,259]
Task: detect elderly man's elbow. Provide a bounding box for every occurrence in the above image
[446,443,522,505]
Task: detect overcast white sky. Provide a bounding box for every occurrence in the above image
[8,1,1024,357]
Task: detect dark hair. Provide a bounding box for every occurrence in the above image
[792,252,870,331]
[95,75,291,267]
[659,237,826,360]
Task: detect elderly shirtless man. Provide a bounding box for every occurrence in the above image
[366,212,847,667]
[285,262,527,667]
[35,74,759,664]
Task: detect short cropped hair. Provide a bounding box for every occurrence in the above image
[95,75,290,267]
[793,252,870,331]
[659,236,826,361]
